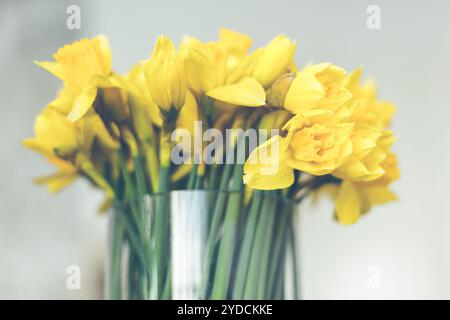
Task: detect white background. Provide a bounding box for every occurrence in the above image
[1,0,449,299]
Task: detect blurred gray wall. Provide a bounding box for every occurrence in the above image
[1,0,449,299]
[0,0,105,299]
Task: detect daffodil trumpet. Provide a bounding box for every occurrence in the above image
[25,29,399,300]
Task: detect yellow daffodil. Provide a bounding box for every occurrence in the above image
[244,109,354,190]
[284,109,354,175]
[344,68,396,129]
[23,107,80,159]
[119,63,162,126]
[226,48,264,85]
[218,28,253,70]
[24,106,118,158]
[203,34,295,108]
[23,108,80,192]
[23,106,117,193]
[280,63,352,114]
[145,35,186,114]
[35,36,113,121]
[181,36,229,89]
[183,47,218,96]
[182,28,257,109]
[252,35,296,88]
[325,151,399,224]
[181,28,252,92]
[243,135,294,190]
[332,125,394,182]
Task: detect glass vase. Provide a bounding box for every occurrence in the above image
[105,190,299,300]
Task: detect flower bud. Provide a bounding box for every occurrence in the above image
[145,35,186,116]
[266,73,296,108]
[252,35,296,88]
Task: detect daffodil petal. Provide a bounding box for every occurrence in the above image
[207,77,266,107]
[33,171,77,193]
[32,108,79,153]
[97,35,112,75]
[67,87,98,121]
[335,181,361,225]
[363,185,397,205]
[219,28,252,52]
[253,35,296,87]
[243,135,294,189]
[22,138,49,154]
[34,61,65,80]
[244,162,294,190]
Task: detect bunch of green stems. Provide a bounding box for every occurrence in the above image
[106,118,314,299]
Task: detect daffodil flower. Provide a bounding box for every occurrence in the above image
[243,135,294,190]
[145,35,186,115]
[35,36,113,121]
[321,152,399,224]
[284,110,354,176]
[332,125,394,182]
[274,63,352,115]
[244,109,354,190]
[191,33,295,109]
[252,35,296,88]
[344,68,396,129]
[181,28,252,95]
[23,106,117,194]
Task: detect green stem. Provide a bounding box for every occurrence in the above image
[108,209,124,300]
[273,267,284,300]
[256,195,277,299]
[242,193,274,299]
[117,152,144,237]
[289,217,300,299]
[210,162,244,299]
[208,164,220,190]
[187,163,198,189]
[161,263,172,300]
[194,173,203,189]
[127,248,137,299]
[117,208,148,270]
[153,166,170,299]
[231,191,262,299]
[143,143,159,193]
[267,206,289,298]
[200,163,233,298]
[117,152,152,299]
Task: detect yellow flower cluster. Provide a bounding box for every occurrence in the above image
[243,65,399,224]
[24,29,398,223]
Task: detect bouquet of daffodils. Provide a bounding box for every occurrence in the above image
[24,29,399,299]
